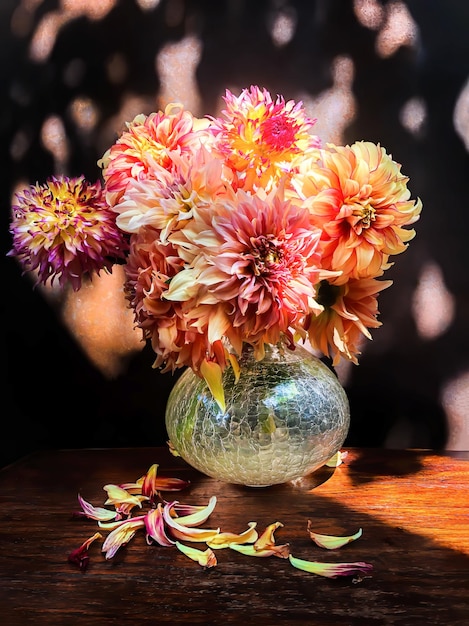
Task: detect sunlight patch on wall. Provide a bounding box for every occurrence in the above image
[399,97,427,136]
[411,261,455,340]
[41,115,69,170]
[62,268,144,378]
[375,1,418,58]
[353,0,385,30]
[268,3,297,47]
[300,56,356,144]
[136,0,161,9]
[156,35,203,114]
[453,77,469,152]
[14,0,116,62]
[355,0,418,58]
[69,97,100,133]
[441,371,469,451]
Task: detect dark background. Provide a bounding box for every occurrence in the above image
[2,0,469,468]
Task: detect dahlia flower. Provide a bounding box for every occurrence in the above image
[8,175,127,291]
[290,141,422,281]
[8,86,422,401]
[209,85,321,191]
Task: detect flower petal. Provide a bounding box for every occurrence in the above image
[103,484,148,509]
[175,541,217,568]
[229,542,290,558]
[307,523,363,549]
[101,518,146,559]
[324,450,348,467]
[174,495,217,527]
[75,494,120,522]
[200,359,226,413]
[145,504,175,547]
[254,521,284,550]
[289,554,373,578]
[163,501,220,542]
[207,522,258,549]
[67,532,103,571]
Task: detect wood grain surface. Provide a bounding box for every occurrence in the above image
[0,447,468,625]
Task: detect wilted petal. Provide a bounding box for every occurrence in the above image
[115,496,148,516]
[75,494,121,522]
[325,450,348,467]
[175,541,217,568]
[68,532,103,571]
[289,554,373,578]
[167,440,181,457]
[163,501,220,542]
[140,463,190,497]
[101,518,146,559]
[103,484,148,509]
[207,522,258,549]
[254,521,284,551]
[145,504,175,547]
[229,542,290,558]
[175,496,217,527]
[307,522,363,549]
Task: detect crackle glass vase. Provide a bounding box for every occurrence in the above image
[165,344,350,487]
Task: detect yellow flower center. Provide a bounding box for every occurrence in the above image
[351,200,376,231]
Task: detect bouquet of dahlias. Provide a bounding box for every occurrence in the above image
[8,86,422,410]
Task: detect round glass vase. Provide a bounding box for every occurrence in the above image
[165,344,350,487]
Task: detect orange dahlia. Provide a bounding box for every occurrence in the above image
[306,276,393,365]
[291,141,422,281]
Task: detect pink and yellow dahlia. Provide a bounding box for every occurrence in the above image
[209,86,321,191]
[99,103,212,207]
[112,144,235,242]
[165,185,328,358]
[8,175,127,291]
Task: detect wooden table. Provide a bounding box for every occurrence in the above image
[1,447,468,625]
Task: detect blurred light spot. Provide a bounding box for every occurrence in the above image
[411,262,455,339]
[454,76,469,152]
[375,1,418,58]
[28,0,116,62]
[353,0,384,30]
[156,35,202,114]
[300,56,356,144]
[441,371,469,451]
[63,57,86,88]
[69,97,99,132]
[107,53,128,85]
[62,268,144,378]
[61,0,116,20]
[29,12,66,61]
[136,0,161,9]
[41,115,69,167]
[399,97,427,136]
[10,129,31,162]
[268,5,297,47]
